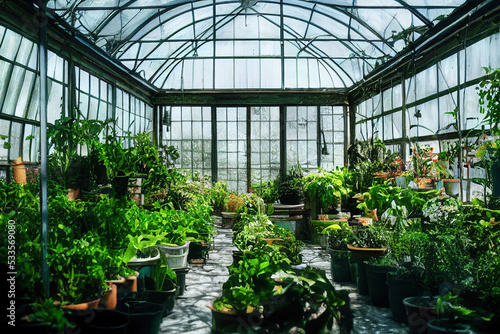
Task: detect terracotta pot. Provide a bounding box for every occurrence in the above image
[126,272,139,293]
[415,178,435,189]
[61,298,101,310]
[67,188,80,201]
[102,283,118,310]
[11,157,27,185]
[259,238,283,246]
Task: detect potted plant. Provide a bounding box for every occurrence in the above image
[47,236,109,309]
[303,168,351,214]
[386,238,425,324]
[403,295,439,334]
[364,254,397,308]
[427,289,492,334]
[347,138,399,193]
[325,221,355,283]
[18,299,73,333]
[208,181,230,216]
[94,134,137,198]
[47,109,110,199]
[144,252,177,316]
[274,165,305,205]
[209,246,344,333]
[348,223,390,295]
[220,194,244,228]
[410,144,436,189]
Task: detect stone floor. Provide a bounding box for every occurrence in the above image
[160,222,410,334]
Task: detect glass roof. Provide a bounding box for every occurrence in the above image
[46,0,467,90]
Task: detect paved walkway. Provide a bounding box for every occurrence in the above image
[160,220,409,334]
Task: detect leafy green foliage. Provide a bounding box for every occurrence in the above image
[47,108,110,188]
[274,165,305,204]
[207,181,231,211]
[351,224,390,249]
[27,299,73,332]
[477,67,500,129]
[250,180,279,204]
[347,138,400,192]
[326,221,355,250]
[150,252,177,291]
[303,168,350,211]
[356,183,440,218]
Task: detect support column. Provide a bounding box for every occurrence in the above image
[38,0,50,298]
[211,106,218,183]
[280,105,286,176]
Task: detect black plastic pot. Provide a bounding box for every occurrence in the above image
[111,172,129,198]
[403,296,438,334]
[427,319,474,334]
[188,241,210,261]
[330,249,353,283]
[65,308,129,334]
[174,266,190,297]
[279,193,302,205]
[387,272,418,324]
[347,245,385,295]
[365,262,396,308]
[122,301,164,334]
[146,288,176,316]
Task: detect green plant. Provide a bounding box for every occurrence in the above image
[48,108,110,189]
[409,143,434,178]
[303,168,350,212]
[129,132,160,174]
[325,221,355,250]
[24,299,73,332]
[436,289,492,330]
[213,246,291,313]
[422,195,462,230]
[271,225,304,265]
[209,181,231,212]
[233,212,276,251]
[477,67,500,131]
[225,193,244,212]
[351,223,390,249]
[274,165,305,204]
[251,180,279,204]
[380,200,411,238]
[95,133,135,179]
[122,233,163,263]
[150,252,177,291]
[48,235,109,304]
[355,183,440,219]
[347,138,400,192]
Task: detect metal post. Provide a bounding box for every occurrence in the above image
[401,76,407,164]
[211,106,217,183]
[279,105,286,177]
[38,0,50,298]
[247,106,251,192]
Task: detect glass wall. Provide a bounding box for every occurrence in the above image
[354,31,500,200]
[163,104,346,192]
[250,106,280,189]
[0,25,154,166]
[356,32,500,145]
[163,106,212,179]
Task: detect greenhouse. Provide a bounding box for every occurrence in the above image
[1,0,500,333]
